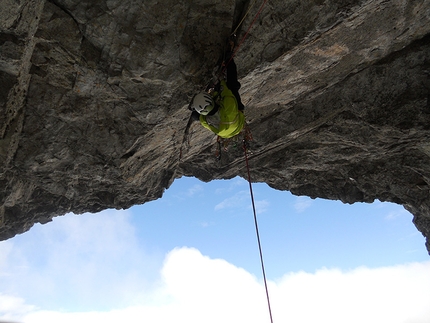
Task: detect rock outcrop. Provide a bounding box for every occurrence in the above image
[1,0,430,253]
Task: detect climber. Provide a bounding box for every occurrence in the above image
[188,52,245,139]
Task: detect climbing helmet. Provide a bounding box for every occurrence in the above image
[191,92,214,115]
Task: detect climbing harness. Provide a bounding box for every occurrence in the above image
[212,0,269,157]
[215,123,253,160]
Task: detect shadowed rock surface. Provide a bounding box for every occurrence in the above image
[1,0,430,253]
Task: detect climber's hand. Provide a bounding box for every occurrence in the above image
[191,111,200,121]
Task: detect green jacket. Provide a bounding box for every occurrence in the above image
[200,80,245,138]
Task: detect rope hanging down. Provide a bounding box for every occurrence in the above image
[230,0,259,37]
[224,0,270,69]
[232,3,273,320]
[243,140,274,323]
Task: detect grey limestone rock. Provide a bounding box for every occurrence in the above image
[1,0,430,254]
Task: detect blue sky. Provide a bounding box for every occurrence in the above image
[1,176,430,323]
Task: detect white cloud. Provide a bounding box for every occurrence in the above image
[0,294,36,321]
[385,207,409,220]
[213,179,268,214]
[186,184,203,197]
[254,199,270,214]
[215,177,246,194]
[271,262,430,323]
[0,241,14,275]
[199,221,215,228]
[214,191,269,214]
[372,200,410,220]
[171,182,204,200]
[294,196,313,213]
[214,190,249,211]
[3,247,430,323]
[0,210,161,312]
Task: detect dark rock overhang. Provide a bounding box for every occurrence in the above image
[1,0,429,254]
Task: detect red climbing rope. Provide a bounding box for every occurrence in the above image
[243,140,274,323]
[224,0,270,69]
[235,3,273,319]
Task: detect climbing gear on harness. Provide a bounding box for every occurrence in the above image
[190,92,215,115]
[179,0,268,160]
[215,123,253,160]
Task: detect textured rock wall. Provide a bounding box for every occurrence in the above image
[1,0,430,253]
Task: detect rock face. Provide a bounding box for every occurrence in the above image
[1,0,429,253]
